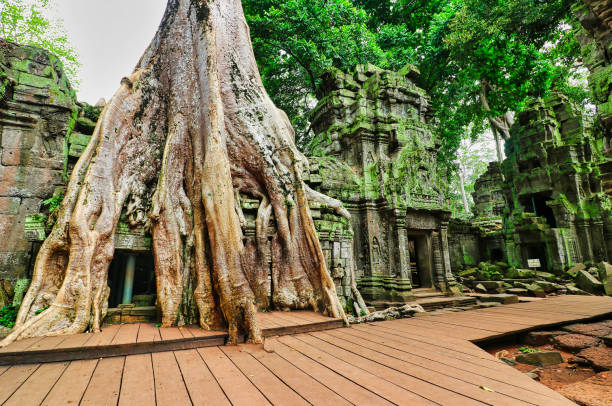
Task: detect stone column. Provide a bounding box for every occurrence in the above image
[122,254,137,305]
[439,221,457,286]
[576,219,594,264]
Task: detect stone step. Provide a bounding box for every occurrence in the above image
[414,296,478,311]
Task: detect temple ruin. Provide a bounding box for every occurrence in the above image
[309,64,459,306]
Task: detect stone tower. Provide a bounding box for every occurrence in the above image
[310,64,458,306]
[502,94,612,271]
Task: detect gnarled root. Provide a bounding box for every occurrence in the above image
[1,0,347,346]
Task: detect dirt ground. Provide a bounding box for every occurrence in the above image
[484,321,612,406]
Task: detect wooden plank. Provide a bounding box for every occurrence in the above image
[355,324,503,368]
[296,333,507,406]
[4,362,69,406]
[0,364,40,403]
[222,345,309,406]
[0,337,43,353]
[80,357,124,406]
[264,338,392,405]
[119,354,155,406]
[53,332,94,350]
[152,351,192,406]
[84,324,121,347]
[322,329,569,404]
[26,336,68,352]
[178,326,194,338]
[197,346,270,405]
[41,359,98,405]
[137,323,161,343]
[174,349,230,406]
[277,335,439,405]
[159,326,184,341]
[111,323,141,345]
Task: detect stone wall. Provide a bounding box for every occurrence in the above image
[573,0,612,198]
[0,40,76,281]
[502,94,612,271]
[310,64,458,305]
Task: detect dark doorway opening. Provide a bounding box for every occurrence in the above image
[408,234,433,289]
[491,248,504,262]
[408,239,420,288]
[520,193,557,228]
[523,243,549,272]
[108,252,156,307]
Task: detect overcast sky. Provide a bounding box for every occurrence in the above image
[54,0,167,104]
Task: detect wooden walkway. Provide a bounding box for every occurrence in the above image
[0,311,342,365]
[0,295,609,405]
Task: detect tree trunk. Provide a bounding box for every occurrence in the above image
[457,162,470,214]
[2,0,347,346]
[480,81,514,163]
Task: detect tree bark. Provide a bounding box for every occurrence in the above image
[2,0,347,346]
[457,161,470,214]
[480,81,514,163]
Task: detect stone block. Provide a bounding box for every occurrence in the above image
[575,270,604,294]
[597,262,612,296]
[475,293,519,304]
[522,331,568,346]
[515,352,563,367]
[0,197,20,215]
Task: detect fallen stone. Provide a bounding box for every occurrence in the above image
[565,284,590,295]
[506,288,529,295]
[604,334,612,347]
[552,333,602,352]
[575,270,604,294]
[458,268,477,278]
[563,323,612,338]
[576,346,612,371]
[474,283,487,293]
[525,372,539,379]
[525,283,546,297]
[535,281,557,292]
[505,268,535,279]
[522,330,568,346]
[473,293,518,304]
[515,351,564,367]
[558,371,612,406]
[477,302,502,308]
[500,357,517,366]
[567,263,586,278]
[472,281,504,290]
[535,271,557,282]
[597,262,612,296]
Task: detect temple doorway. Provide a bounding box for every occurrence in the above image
[408,234,434,289]
[107,251,156,308]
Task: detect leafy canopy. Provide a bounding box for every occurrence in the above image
[0,0,80,86]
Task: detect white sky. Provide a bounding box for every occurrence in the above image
[53,0,167,104]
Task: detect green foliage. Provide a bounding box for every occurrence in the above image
[518,346,541,354]
[0,0,80,86]
[243,0,384,148]
[246,0,587,172]
[42,192,63,213]
[0,305,18,329]
[34,305,49,315]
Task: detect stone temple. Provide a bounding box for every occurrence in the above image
[309,64,459,306]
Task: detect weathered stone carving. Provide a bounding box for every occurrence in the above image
[310,64,458,306]
[502,94,612,271]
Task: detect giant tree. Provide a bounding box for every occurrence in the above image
[2,0,348,346]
